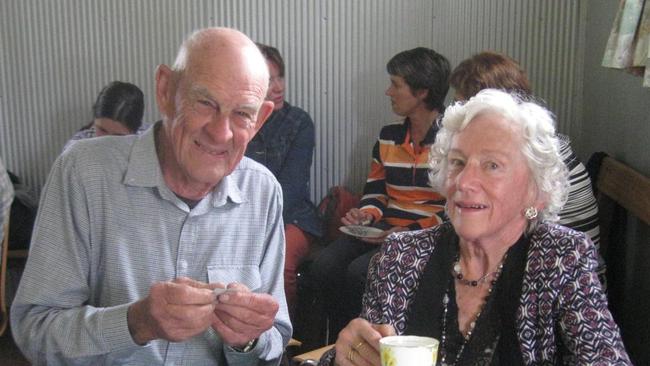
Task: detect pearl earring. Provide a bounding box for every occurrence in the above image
[524,206,538,220]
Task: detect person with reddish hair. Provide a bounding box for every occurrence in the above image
[449,51,531,100]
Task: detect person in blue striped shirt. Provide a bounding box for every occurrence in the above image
[11,27,291,365]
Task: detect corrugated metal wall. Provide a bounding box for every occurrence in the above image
[0,0,584,203]
[433,0,586,145]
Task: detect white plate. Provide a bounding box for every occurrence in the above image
[339,225,385,238]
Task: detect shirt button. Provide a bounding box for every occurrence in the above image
[179,261,188,270]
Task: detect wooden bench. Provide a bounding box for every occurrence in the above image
[0,220,10,335]
[596,156,650,254]
[594,155,650,364]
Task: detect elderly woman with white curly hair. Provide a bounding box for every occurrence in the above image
[319,89,630,366]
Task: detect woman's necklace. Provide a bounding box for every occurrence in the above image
[439,253,508,366]
[452,257,503,287]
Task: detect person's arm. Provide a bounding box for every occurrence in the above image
[556,234,631,364]
[318,233,395,366]
[275,112,315,216]
[359,140,388,222]
[10,155,142,364]
[218,182,292,365]
[0,157,14,242]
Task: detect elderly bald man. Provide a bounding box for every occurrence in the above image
[11,27,290,365]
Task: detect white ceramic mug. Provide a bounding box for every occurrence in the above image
[380,335,439,366]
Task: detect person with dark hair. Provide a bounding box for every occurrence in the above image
[449,51,606,288]
[310,47,450,342]
[246,43,321,319]
[64,81,145,150]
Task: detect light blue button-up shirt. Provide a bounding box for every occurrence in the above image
[11,124,291,365]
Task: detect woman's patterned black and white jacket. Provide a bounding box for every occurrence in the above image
[319,222,630,365]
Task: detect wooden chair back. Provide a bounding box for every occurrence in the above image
[596,156,650,253]
[0,218,10,336]
[595,155,650,364]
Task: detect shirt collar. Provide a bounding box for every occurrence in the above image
[402,117,440,146]
[123,121,246,208]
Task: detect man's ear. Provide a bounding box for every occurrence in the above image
[155,64,176,120]
[252,101,275,134]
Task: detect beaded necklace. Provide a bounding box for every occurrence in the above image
[439,253,507,366]
[452,259,501,287]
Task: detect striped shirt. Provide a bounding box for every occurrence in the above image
[11,124,291,365]
[360,119,445,230]
[557,134,606,287]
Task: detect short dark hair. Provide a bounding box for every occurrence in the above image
[449,51,532,100]
[93,81,144,133]
[255,42,285,77]
[386,47,450,112]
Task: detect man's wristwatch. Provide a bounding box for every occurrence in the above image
[230,339,257,353]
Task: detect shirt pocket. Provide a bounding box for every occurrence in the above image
[206,265,262,292]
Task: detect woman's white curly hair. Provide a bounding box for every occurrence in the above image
[428,89,568,229]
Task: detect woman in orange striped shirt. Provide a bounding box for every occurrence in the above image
[310,47,450,342]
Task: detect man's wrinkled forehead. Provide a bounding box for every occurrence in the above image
[175,28,269,79]
[185,46,268,90]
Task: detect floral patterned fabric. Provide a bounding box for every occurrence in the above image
[319,222,631,365]
[602,0,650,87]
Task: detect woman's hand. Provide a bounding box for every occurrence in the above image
[334,318,396,366]
[341,208,374,226]
[360,226,408,244]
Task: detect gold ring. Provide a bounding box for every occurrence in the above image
[347,348,355,362]
[353,341,365,353]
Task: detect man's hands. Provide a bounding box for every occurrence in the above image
[127,278,280,350]
[127,277,218,345]
[211,282,279,349]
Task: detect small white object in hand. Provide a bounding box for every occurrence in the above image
[213,288,233,296]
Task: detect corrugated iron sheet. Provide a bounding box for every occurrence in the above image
[0,0,584,202]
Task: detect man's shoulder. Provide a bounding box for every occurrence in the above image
[60,135,138,172]
[65,135,136,157]
[233,157,280,185]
